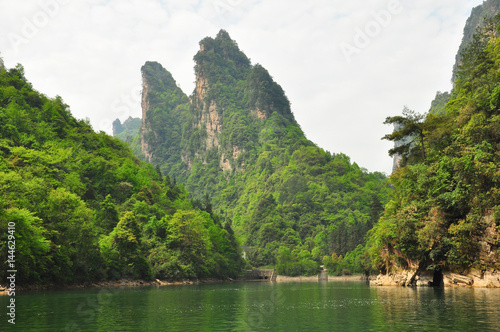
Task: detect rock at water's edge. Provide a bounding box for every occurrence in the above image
[371,270,500,288]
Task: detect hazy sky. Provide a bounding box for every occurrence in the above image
[0,0,484,174]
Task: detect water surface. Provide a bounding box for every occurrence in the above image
[2,281,500,331]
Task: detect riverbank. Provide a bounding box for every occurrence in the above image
[370,270,500,288]
[276,275,367,282]
[0,278,226,295]
[0,274,370,295]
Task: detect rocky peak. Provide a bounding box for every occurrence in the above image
[139,31,299,174]
[191,31,252,164]
[141,64,154,162]
[196,30,250,65]
[193,30,250,89]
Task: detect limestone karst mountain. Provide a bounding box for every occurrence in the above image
[116,30,390,271]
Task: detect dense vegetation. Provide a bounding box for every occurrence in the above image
[369,16,500,274]
[120,30,391,276]
[0,64,244,286]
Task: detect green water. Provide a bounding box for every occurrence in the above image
[2,281,500,331]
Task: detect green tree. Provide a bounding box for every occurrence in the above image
[0,208,51,283]
[98,194,120,233]
[382,107,427,166]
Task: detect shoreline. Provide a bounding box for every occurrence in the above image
[370,270,500,288]
[276,275,368,282]
[0,278,226,296]
[0,274,369,295]
[8,270,500,295]
[4,270,500,295]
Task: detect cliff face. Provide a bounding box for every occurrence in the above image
[141,69,153,162]
[192,47,221,151]
[452,0,500,82]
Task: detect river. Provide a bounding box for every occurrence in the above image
[2,280,500,331]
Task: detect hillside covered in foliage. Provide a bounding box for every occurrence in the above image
[369,15,500,277]
[116,30,391,276]
[0,64,244,286]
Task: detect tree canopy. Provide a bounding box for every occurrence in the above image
[0,63,244,286]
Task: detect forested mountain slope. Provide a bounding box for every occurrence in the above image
[0,64,243,286]
[118,30,390,274]
[370,15,500,281]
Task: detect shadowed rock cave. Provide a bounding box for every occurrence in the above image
[431,270,443,287]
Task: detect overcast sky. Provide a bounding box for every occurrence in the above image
[0,0,485,174]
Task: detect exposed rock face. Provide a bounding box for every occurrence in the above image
[253,108,268,120]
[201,100,221,149]
[220,145,242,172]
[194,65,208,108]
[457,271,500,288]
[140,69,153,163]
[371,270,500,288]
[188,33,252,172]
[442,271,500,288]
[192,48,225,167]
[370,270,421,287]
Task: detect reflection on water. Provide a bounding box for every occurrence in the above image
[2,281,500,331]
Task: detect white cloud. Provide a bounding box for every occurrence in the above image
[0,0,484,174]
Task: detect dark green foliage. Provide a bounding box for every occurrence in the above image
[382,107,427,166]
[247,64,294,122]
[194,29,251,86]
[141,61,190,167]
[371,16,500,274]
[0,64,244,286]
